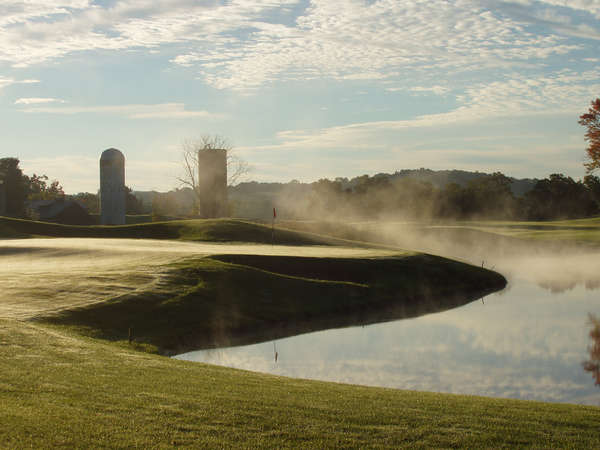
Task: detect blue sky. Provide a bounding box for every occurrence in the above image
[1,0,599,193]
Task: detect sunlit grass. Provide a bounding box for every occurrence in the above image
[0,216,344,246]
[40,254,505,355]
[1,319,598,448]
[1,216,598,446]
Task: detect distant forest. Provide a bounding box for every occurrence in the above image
[149,168,600,222]
[2,158,599,222]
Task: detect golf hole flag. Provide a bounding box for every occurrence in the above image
[273,207,276,219]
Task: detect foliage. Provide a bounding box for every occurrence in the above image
[523,174,598,220]
[25,173,65,200]
[0,158,68,216]
[579,98,600,173]
[151,188,196,219]
[234,170,600,222]
[71,192,99,214]
[0,157,27,215]
[583,314,600,386]
[124,186,143,214]
[71,187,143,216]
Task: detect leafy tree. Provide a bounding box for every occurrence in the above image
[26,174,65,200]
[579,98,600,173]
[0,157,27,215]
[464,172,516,218]
[125,186,144,215]
[523,174,597,219]
[72,192,99,214]
[583,175,600,205]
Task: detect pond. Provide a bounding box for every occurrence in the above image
[175,247,600,406]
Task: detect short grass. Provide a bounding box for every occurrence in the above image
[0,216,338,246]
[454,217,600,246]
[1,319,598,448]
[40,254,506,355]
[2,216,598,446]
[280,217,600,250]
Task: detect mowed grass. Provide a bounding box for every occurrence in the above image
[454,217,600,246]
[40,254,506,355]
[0,216,338,246]
[1,216,598,446]
[1,319,599,448]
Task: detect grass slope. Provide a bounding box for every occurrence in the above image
[1,217,597,446]
[1,319,599,448]
[0,216,335,245]
[40,254,506,355]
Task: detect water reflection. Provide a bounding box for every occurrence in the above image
[583,314,600,386]
[358,224,600,293]
[177,255,600,406]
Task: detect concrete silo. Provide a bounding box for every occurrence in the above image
[100,148,126,225]
[197,148,227,218]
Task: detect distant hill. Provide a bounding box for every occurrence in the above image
[132,169,539,220]
[386,169,536,196]
[228,169,538,220]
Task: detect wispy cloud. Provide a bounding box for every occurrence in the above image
[0,77,39,90]
[0,0,597,92]
[15,97,65,105]
[17,102,220,119]
[407,86,450,96]
[238,66,599,172]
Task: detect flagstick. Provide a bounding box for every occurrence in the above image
[271,207,276,246]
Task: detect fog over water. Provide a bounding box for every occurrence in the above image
[176,225,600,406]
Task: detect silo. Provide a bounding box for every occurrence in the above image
[197,148,227,218]
[100,148,126,225]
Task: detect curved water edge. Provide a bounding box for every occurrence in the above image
[170,284,505,355]
[176,250,600,406]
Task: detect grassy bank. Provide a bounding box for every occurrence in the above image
[278,217,600,255]
[40,253,505,355]
[2,319,599,448]
[0,216,336,246]
[2,217,597,446]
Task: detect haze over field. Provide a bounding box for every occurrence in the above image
[1,1,599,192]
[0,238,399,319]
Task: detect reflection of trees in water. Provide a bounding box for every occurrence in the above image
[538,280,577,294]
[538,278,600,294]
[585,279,600,291]
[583,314,600,386]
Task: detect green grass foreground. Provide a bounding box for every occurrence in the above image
[1,319,599,448]
[1,217,598,446]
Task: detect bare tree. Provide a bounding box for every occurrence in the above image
[177,135,249,216]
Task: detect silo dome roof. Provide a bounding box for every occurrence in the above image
[100,148,125,161]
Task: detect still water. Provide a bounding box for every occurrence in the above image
[176,251,600,406]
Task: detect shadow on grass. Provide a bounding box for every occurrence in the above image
[38,255,506,356]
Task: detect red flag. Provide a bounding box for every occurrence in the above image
[273,207,277,218]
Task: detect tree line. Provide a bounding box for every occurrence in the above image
[0,157,143,219]
[0,157,65,216]
[268,172,600,221]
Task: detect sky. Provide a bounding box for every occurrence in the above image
[1,0,599,194]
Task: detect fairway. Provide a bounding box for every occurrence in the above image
[0,237,400,320]
[0,220,597,447]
